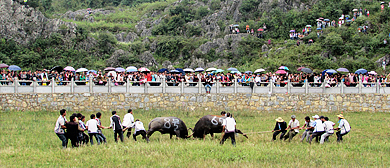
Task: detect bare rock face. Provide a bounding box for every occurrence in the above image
[115,32,139,43]
[139,51,158,67]
[376,54,390,68]
[0,0,77,45]
[106,49,128,67]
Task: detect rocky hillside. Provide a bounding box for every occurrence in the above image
[0,0,389,73]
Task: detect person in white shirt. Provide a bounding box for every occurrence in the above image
[123,119,150,142]
[309,115,325,144]
[122,109,135,138]
[336,114,351,142]
[54,109,67,148]
[220,113,236,146]
[284,115,300,142]
[300,116,314,142]
[78,115,89,145]
[86,114,100,145]
[320,117,335,144]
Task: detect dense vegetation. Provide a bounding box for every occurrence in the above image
[1,0,390,73]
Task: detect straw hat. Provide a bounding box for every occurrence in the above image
[275,117,284,122]
[337,114,345,119]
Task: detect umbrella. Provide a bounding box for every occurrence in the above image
[368,71,377,75]
[355,69,367,74]
[107,71,117,77]
[245,71,252,74]
[104,67,115,71]
[339,17,343,20]
[318,17,324,20]
[170,70,180,73]
[8,65,21,71]
[301,68,313,73]
[231,71,241,74]
[306,25,312,28]
[126,66,137,71]
[324,19,330,21]
[175,68,184,73]
[127,69,138,72]
[87,8,91,11]
[346,20,352,23]
[278,66,289,71]
[352,9,358,12]
[64,66,75,71]
[297,67,305,71]
[138,67,150,72]
[115,67,126,72]
[257,28,264,31]
[87,70,97,74]
[0,63,9,68]
[337,68,349,73]
[50,66,63,72]
[158,68,169,73]
[289,30,295,33]
[183,68,195,73]
[345,15,351,18]
[214,69,224,73]
[381,2,385,4]
[76,68,88,73]
[317,28,322,30]
[227,67,238,71]
[275,70,287,74]
[195,67,204,72]
[233,24,239,27]
[326,69,337,74]
[206,68,217,72]
[254,69,265,73]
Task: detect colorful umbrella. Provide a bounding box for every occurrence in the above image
[301,68,313,73]
[324,19,330,21]
[317,28,322,30]
[231,71,241,74]
[8,65,21,71]
[289,30,295,33]
[278,66,289,71]
[195,67,204,72]
[306,25,312,28]
[64,66,75,71]
[138,67,150,72]
[318,17,324,20]
[245,71,252,74]
[104,67,115,71]
[233,24,239,27]
[337,68,349,73]
[183,68,195,73]
[76,68,88,73]
[0,63,9,68]
[170,70,180,73]
[227,67,238,71]
[158,68,169,73]
[87,70,97,74]
[115,67,126,72]
[326,69,337,74]
[214,69,224,73]
[254,69,265,73]
[257,28,264,31]
[355,69,367,74]
[127,69,137,72]
[126,66,137,71]
[297,67,305,71]
[275,70,287,74]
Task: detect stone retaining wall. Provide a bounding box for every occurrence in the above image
[0,93,388,112]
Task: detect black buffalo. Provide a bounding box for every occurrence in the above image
[190,115,248,139]
[147,117,189,139]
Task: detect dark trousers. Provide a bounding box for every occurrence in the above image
[283,130,298,141]
[133,130,149,142]
[69,136,78,147]
[79,132,89,145]
[114,130,124,142]
[220,132,236,146]
[336,131,349,142]
[272,130,287,141]
[124,126,132,138]
[56,133,67,148]
[309,132,324,144]
[97,131,107,143]
[89,133,100,145]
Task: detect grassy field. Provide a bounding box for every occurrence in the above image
[0,110,389,167]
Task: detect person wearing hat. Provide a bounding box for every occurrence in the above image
[272,117,287,141]
[300,116,314,142]
[283,115,300,142]
[309,115,325,144]
[336,114,351,142]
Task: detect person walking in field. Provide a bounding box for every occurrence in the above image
[336,114,351,142]
[122,109,134,138]
[220,113,236,146]
[54,109,67,148]
[123,119,150,142]
[309,115,325,144]
[96,112,107,144]
[320,117,335,144]
[272,117,287,141]
[78,115,89,145]
[300,116,313,142]
[108,111,124,143]
[86,114,100,145]
[284,115,300,142]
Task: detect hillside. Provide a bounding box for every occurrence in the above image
[1,0,390,73]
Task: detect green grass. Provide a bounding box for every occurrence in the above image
[0,110,389,167]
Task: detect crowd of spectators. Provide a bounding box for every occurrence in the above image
[0,69,387,88]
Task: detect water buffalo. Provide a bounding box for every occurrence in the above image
[147,117,189,139]
[190,115,248,139]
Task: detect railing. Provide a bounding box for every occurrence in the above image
[0,78,387,94]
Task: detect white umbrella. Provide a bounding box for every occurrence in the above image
[76,68,88,73]
[206,68,217,72]
[254,69,265,73]
[183,68,195,73]
[126,66,137,71]
[195,67,204,72]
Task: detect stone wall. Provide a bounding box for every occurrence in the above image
[0,93,388,112]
